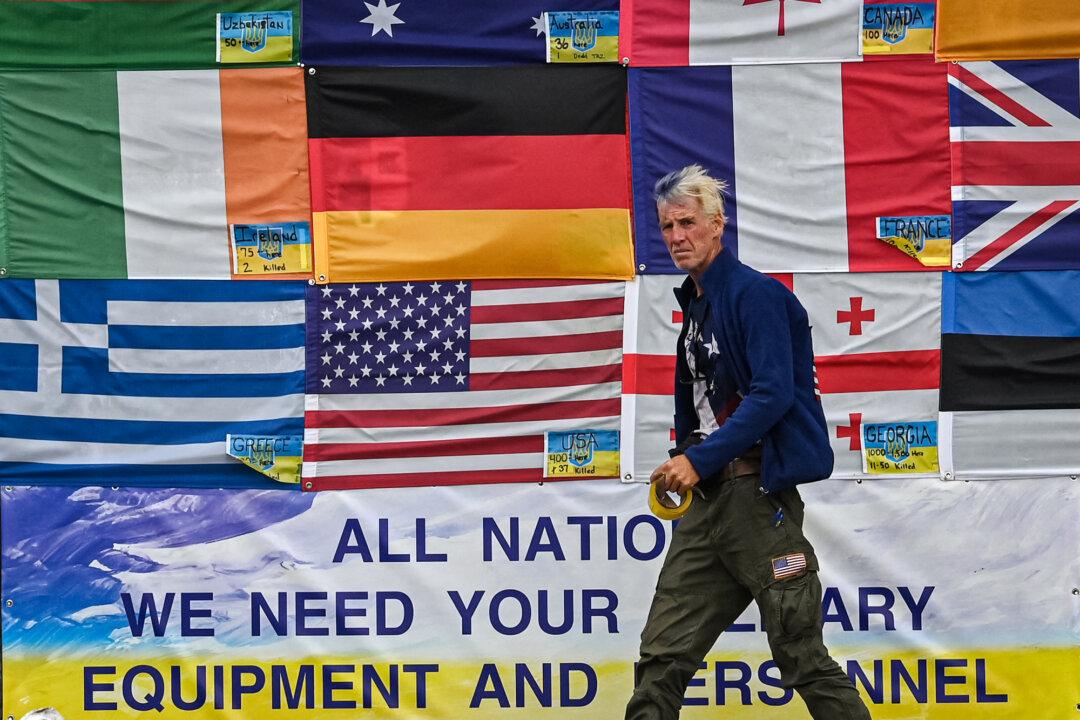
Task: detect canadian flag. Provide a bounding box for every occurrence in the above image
[621,272,941,481]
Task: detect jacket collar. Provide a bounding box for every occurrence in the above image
[672,245,737,308]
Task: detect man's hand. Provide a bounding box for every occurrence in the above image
[651,454,701,494]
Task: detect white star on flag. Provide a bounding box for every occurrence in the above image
[530,14,547,36]
[359,0,405,37]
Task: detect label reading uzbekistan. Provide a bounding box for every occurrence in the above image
[545,11,619,63]
[217,11,293,63]
[862,421,939,475]
[544,430,620,478]
[232,222,312,275]
[876,215,951,267]
[226,434,303,484]
[862,3,935,55]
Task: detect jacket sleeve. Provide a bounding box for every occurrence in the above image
[684,280,795,479]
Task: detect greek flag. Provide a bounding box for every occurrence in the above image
[0,280,305,487]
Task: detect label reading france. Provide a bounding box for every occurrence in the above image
[545,11,619,63]
[862,3,935,55]
[217,11,293,63]
[862,422,938,475]
[877,215,951,267]
[231,222,312,275]
[544,430,619,478]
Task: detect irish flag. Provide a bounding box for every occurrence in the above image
[0,68,310,279]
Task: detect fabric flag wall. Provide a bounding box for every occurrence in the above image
[303,0,617,66]
[936,0,1080,62]
[303,280,624,489]
[0,280,305,486]
[941,271,1080,479]
[0,1,299,69]
[0,69,310,280]
[949,60,1080,271]
[306,66,633,283]
[622,273,940,481]
[623,0,862,67]
[629,60,951,274]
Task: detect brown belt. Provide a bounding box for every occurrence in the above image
[719,456,762,482]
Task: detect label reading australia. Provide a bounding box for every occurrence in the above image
[862,3,935,55]
[862,422,939,475]
[877,215,951,267]
[544,430,620,478]
[217,11,293,63]
[232,222,312,275]
[545,11,619,63]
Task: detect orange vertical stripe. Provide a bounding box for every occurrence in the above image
[219,67,312,280]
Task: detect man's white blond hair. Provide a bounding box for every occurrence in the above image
[653,164,728,223]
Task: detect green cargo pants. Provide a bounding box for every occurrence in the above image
[625,474,872,719]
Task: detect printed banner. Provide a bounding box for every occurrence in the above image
[0,68,311,280]
[3,479,1077,718]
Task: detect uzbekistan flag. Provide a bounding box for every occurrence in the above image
[305,65,634,283]
[0,68,311,279]
[0,1,298,69]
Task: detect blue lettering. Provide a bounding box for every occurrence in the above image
[83,666,117,711]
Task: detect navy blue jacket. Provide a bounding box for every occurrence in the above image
[674,247,833,492]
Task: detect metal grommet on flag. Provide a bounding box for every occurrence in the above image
[648,479,692,521]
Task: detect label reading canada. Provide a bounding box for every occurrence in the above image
[544,430,620,478]
[231,222,312,275]
[226,434,302,484]
[877,215,951,267]
[862,421,939,475]
[216,11,293,63]
[545,11,619,63]
[862,3,935,54]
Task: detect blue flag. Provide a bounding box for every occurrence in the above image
[0,280,306,487]
[302,0,618,66]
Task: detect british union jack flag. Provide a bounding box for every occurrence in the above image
[949,60,1080,271]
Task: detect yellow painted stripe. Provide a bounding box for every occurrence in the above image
[314,209,634,283]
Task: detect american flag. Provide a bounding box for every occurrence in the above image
[949,60,1080,271]
[303,280,624,489]
[771,552,807,581]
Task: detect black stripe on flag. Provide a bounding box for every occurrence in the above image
[305,65,626,139]
[940,333,1080,411]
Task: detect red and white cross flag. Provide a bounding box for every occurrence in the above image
[622,272,941,481]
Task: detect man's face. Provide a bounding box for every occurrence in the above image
[658,198,724,276]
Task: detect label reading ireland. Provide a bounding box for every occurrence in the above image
[862,3,935,55]
[545,11,619,63]
[232,222,312,275]
[227,435,302,484]
[877,215,951,267]
[862,422,938,475]
[544,430,620,478]
[217,11,293,63]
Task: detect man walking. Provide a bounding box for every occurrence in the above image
[625,165,872,719]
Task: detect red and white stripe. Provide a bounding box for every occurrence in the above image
[304,280,624,489]
[949,61,1080,270]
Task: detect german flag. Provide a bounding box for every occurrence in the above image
[305,66,634,283]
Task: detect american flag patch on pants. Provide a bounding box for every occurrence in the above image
[771,553,808,580]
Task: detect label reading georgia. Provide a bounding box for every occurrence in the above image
[862,421,939,475]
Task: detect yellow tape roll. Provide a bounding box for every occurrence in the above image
[648,480,693,521]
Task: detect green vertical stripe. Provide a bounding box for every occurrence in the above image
[0,72,127,278]
[0,2,300,70]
